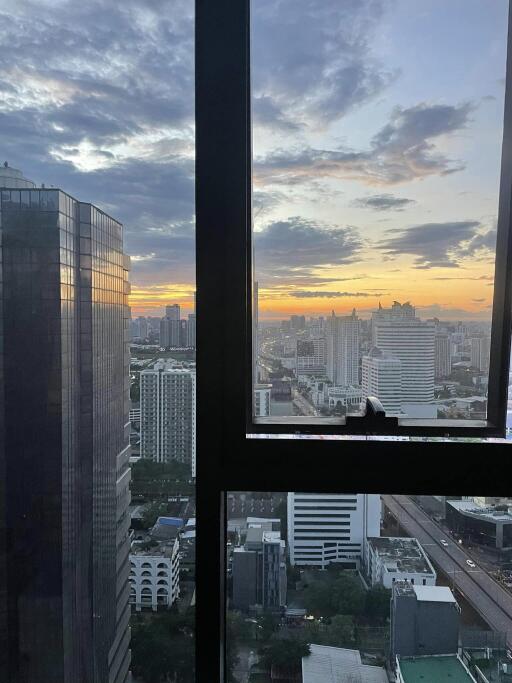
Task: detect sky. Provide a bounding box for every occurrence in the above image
[0,0,508,321]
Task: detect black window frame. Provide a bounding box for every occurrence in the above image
[195,1,512,681]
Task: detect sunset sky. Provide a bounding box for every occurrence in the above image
[0,0,508,320]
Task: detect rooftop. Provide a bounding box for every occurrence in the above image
[448,499,512,522]
[413,585,456,603]
[302,645,388,683]
[398,655,476,683]
[368,537,435,575]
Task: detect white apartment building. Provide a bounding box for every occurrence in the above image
[296,338,327,376]
[327,385,363,413]
[364,537,436,589]
[326,309,360,387]
[362,347,402,416]
[372,302,435,409]
[254,384,272,416]
[129,537,180,611]
[140,362,196,474]
[287,493,381,568]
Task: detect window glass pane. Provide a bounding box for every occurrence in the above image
[252,0,509,426]
[0,1,195,681]
[227,491,512,680]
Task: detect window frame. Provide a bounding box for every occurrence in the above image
[195,1,512,681]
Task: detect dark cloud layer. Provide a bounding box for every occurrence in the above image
[255,217,362,282]
[352,194,416,211]
[290,290,385,298]
[379,221,495,269]
[255,102,472,187]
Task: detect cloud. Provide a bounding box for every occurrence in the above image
[416,303,492,320]
[255,102,473,187]
[429,275,494,281]
[352,194,416,211]
[379,220,495,269]
[290,290,386,298]
[255,216,362,282]
[472,298,486,303]
[252,0,394,131]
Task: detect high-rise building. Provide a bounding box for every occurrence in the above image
[187,313,196,348]
[326,309,360,387]
[435,333,451,378]
[254,384,272,416]
[287,493,381,568]
[362,347,402,416]
[160,316,181,348]
[372,302,435,411]
[0,174,131,682]
[470,336,491,372]
[140,362,196,471]
[165,304,180,320]
[290,314,306,331]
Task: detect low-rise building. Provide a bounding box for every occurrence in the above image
[396,655,477,683]
[302,645,388,683]
[391,583,460,661]
[364,537,436,589]
[129,537,180,611]
[446,499,512,549]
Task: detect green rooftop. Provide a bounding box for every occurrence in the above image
[398,655,476,683]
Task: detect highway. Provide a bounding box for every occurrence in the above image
[383,494,512,646]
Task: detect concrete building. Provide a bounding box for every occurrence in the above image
[254,383,272,417]
[364,537,436,589]
[232,528,287,611]
[327,385,363,413]
[435,333,451,378]
[372,302,435,410]
[446,499,512,550]
[302,645,388,683]
[140,363,196,471]
[296,338,327,376]
[326,309,360,387]
[391,582,460,661]
[187,313,196,348]
[287,493,381,568]
[470,336,491,372]
[160,316,181,348]
[362,347,402,416]
[0,174,131,682]
[396,655,477,683]
[129,537,180,611]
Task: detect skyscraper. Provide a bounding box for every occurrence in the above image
[326,309,360,387]
[362,347,402,416]
[0,171,131,682]
[140,362,196,472]
[434,333,451,378]
[470,336,491,372]
[372,302,435,412]
[187,313,196,348]
[287,493,381,568]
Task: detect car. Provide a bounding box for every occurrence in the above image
[440,539,449,547]
[466,559,476,568]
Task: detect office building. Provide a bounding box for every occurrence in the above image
[165,303,180,319]
[140,362,196,470]
[327,385,363,413]
[446,499,512,550]
[287,493,380,568]
[326,309,360,387]
[362,347,402,416]
[0,173,131,682]
[187,313,196,348]
[435,333,451,378]
[129,537,180,611]
[302,645,388,683]
[291,314,306,331]
[470,336,491,372]
[364,537,436,589]
[160,316,181,348]
[391,582,460,661]
[232,527,287,611]
[296,338,327,376]
[372,302,435,412]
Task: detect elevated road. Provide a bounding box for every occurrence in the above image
[383,494,512,646]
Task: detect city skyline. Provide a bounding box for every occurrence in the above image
[0,0,508,321]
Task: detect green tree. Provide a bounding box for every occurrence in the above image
[303,580,336,617]
[365,585,391,621]
[332,573,365,615]
[259,637,311,670]
[141,500,167,528]
[323,615,356,648]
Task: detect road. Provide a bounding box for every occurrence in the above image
[292,389,318,417]
[383,494,512,646]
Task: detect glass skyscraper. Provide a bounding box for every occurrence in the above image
[0,168,131,682]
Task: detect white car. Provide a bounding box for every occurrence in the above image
[440,539,449,547]
[466,559,476,568]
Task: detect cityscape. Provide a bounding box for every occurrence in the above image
[1,0,512,682]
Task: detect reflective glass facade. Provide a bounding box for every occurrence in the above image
[0,188,131,682]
